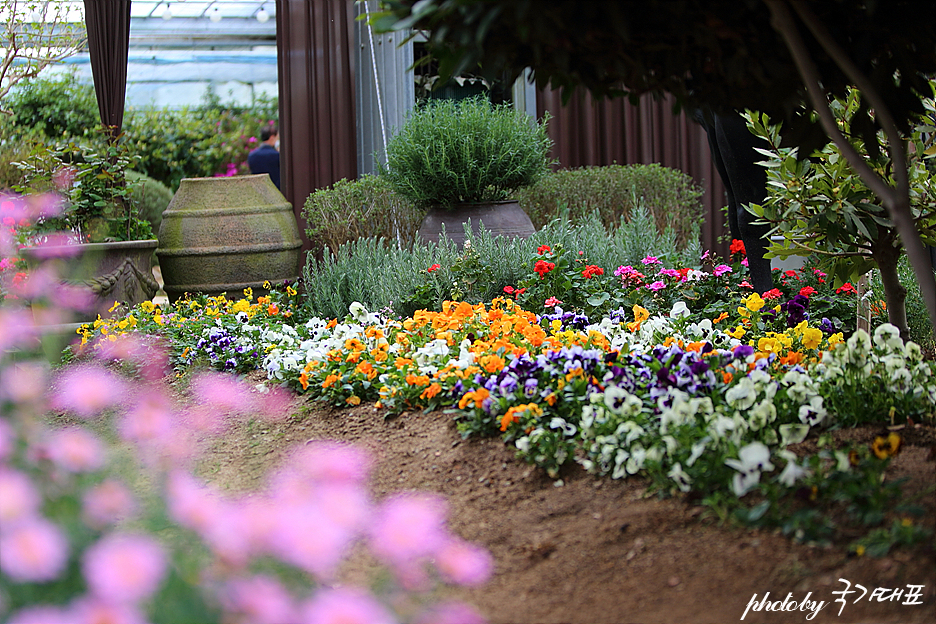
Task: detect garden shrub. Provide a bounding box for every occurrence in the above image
[301,175,423,258]
[3,72,99,140]
[126,170,174,234]
[514,164,704,249]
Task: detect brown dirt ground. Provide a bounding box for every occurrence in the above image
[193,375,936,624]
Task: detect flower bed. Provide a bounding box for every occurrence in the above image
[75,243,936,552]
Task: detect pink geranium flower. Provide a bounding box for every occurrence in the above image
[713,264,732,277]
[646,281,666,291]
[641,255,661,265]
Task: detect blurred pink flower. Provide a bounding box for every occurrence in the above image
[83,480,137,528]
[21,232,82,259]
[646,281,666,291]
[96,336,169,382]
[189,371,255,415]
[269,504,353,580]
[414,601,488,624]
[51,283,95,313]
[286,442,372,485]
[0,361,49,404]
[435,538,494,587]
[0,307,37,351]
[82,533,167,603]
[51,364,126,418]
[0,419,14,462]
[221,575,297,624]
[166,471,225,535]
[6,605,72,624]
[369,493,448,568]
[0,518,70,582]
[641,255,661,265]
[117,389,174,444]
[45,427,105,473]
[69,596,149,624]
[0,469,41,526]
[298,588,396,624]
[544,296,562,307]
[713,264,732,277]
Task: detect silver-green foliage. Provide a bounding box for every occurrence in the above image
[301,209,701,320]
[383,96,552,206]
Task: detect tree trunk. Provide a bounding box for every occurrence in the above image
[871,239,909,340]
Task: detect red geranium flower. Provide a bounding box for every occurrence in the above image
[534,260,556,279]
[427,264,441,273]
[503,285,515,294]
[581,265,604,279]
[537,245,551,255]
[729,239,746,255]
[762,288,783,300]
[799,286,816,298]
[836,282,857,295]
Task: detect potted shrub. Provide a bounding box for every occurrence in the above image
[13,136,160,321]
[383,96,552,245]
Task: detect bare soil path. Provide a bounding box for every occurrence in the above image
[196,383,936,624]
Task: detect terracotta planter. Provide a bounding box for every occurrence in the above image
[22,239,160,322]
[417,200,536,246]
[156,175,302,302]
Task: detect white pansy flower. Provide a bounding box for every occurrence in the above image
[779,424,810,446]
[777,450,810,487]
[873,323,903,351]
[798,395,827,427]
[725,376,757,410]
[725,442,775,497]
[668,462,692,492]
[670,301,691,319]
[686,437,709,467]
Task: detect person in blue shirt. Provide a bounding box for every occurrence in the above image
[247,125,281,190]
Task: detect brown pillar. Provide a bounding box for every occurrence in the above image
[275,0,358,250]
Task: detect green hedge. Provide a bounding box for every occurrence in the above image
[302,175,423,258]
[514,163,704,248]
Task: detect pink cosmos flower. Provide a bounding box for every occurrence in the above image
[414,601,488,624]
[0,518,69,582]
[83,480,137,528]
[51,283,95,313]
[0,469,41,526]
[298,588,395,624]
[45,427,105,473]
[50,364,125,418]
[369,493,448,567]
[435,538,494,587]
[646,281,666,291]
[189,370,255,416]
[641,255,661,265]
[544,296,562,307]
[713,264,732,277]
[221,575,297,624]
[82,533,167,603]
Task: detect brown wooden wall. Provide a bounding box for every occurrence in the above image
[538,88,729,257]
[275,0,359,249]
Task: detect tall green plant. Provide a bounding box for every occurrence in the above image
[383,96,552,207]
[746,82,936,340]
